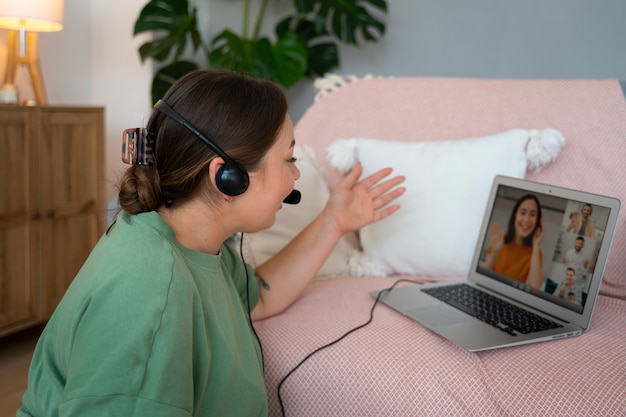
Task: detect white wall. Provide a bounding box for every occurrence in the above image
[2,0,625,202]
[88,0,153,199]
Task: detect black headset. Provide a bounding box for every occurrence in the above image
[154,99,250,197]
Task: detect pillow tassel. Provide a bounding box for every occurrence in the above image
[314,73,379,101]
[525,129,566,171]
[327,139,358,173]
[314,74,360,101]
[347,249,391,277]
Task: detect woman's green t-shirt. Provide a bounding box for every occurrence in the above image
[18,211,266,417]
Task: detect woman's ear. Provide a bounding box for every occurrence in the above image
[207,157,227,196]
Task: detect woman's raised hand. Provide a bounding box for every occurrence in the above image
[325,162,406,235]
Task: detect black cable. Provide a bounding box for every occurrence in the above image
[277,278,421,417]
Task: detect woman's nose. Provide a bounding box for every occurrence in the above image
[292,163,301,181]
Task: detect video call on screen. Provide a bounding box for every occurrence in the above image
[479,185,612,313]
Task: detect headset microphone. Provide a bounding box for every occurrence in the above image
[283,189,301,205]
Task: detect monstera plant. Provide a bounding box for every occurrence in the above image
[134,0,388,103]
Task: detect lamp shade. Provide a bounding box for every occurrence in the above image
[0,0,64,32]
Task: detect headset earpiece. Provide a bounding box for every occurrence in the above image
[154,99,249,197]
[215,162,249,197]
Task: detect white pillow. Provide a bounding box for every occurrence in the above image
[242,145,359,279]
[327,129,565,277]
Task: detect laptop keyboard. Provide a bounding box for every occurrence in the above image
[422,283,563,336]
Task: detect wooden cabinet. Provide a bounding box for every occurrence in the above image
[0,105,106,337]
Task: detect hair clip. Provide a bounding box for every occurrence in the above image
[122,128,154,166]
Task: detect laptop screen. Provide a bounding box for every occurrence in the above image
[476,183,614,314]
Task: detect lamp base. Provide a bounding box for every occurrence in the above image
[4,30,48,105]
[0,83,19,104]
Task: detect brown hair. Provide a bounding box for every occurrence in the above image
[118,69,288,214]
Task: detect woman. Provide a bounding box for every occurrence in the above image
[482,194,545,288]
[18,70,406,416]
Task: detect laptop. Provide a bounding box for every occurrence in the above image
[374,175,621,351]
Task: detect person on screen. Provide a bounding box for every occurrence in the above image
[566,203,596,237]
[554,268,581,305]
[482,194,544,288]
[562,236,590,278]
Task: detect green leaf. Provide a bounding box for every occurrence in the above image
[294,0,387,46]
[271,32,308,87]
[151,60,199,104]
[209,30,253,72]
[133,0,203,63]
[276,16,338,78]
[209,29,308,87]
[252,38,281,82]
[306,41,339,77]
[294,0,316,13]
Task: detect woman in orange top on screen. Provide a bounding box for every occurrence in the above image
[482,194,545,288]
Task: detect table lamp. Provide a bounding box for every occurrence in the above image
[0,0,64,105]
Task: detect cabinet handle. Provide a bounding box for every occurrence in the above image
[31,211,40,220]
[45,210,54,218]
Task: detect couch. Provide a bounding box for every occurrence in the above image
[248,76,626,416]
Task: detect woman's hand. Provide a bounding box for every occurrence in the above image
[533,220,545,248]
[324,162,406,236]
[488,222,505,254]
[252,162,404,320]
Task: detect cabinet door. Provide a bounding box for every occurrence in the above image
[0,108,40,335]
[38,109,105,317]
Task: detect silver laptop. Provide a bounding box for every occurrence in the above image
[374,175,621,351]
